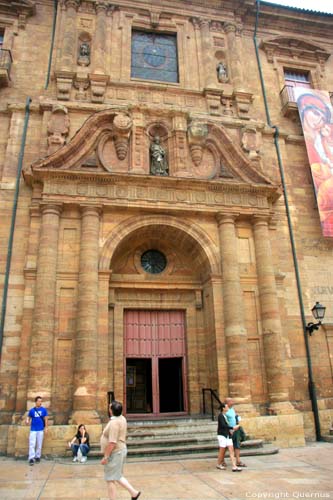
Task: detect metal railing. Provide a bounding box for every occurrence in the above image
[0,48,13,79]
[202,388,222,421]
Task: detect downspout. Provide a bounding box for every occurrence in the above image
[253,0,322,441]
[0,97,32,357]
[45,0,58,89]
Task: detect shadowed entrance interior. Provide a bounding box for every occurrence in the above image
[124,310,187,415]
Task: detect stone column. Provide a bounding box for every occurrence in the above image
[90,1,111,102]
[217,213,254,409]
[60,0,79,72]
[93,1,108,74]
[27,204,62,410]
[71,206,101,424]
[199,19,216,88]
[252,216,294,412]
[224,23,243,90]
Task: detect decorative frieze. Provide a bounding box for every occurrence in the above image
[41,175,270,210]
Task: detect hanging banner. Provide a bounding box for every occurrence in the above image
[295,88,333,237]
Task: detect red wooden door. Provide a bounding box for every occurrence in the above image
[124,310,187,415]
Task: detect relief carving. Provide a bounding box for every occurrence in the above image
[47,105,70,155]
[187,121,208,166]
[241,126,261,159]
[113,113,132,160]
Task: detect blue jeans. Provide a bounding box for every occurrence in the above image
[71,444,90,457]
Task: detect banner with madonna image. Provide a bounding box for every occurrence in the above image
[295,88,333,238]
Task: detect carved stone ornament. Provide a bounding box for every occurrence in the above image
[241,126,261,159]
[187,122,208,167]
[113,113,132,160]
[47,105,70,155]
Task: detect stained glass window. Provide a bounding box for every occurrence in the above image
[131,31,179,83]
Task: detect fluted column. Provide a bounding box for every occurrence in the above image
[71,206,101,423]
[199,19,216,88]
[27,204,62,410]
[224,23,243,90]
[252,216,293,411]
[93,1,108,74]
[60,0,79,72]
[217,213,252,405]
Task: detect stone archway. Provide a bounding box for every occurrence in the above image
[100,215,221,416]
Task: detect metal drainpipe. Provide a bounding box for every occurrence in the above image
[45,0,58,89]
[0,97,32,357]
[253,0,322,441]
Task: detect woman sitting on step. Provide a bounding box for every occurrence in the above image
[68,424,90,463]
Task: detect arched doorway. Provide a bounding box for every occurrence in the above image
[104,216,220,417]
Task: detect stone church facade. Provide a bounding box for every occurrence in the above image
[0,0,333,455]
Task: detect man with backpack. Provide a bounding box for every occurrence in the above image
[25,396,48,465]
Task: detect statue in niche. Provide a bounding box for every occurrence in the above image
[150,136,169,176]
[216,61,228,83]
[78,41,90,66]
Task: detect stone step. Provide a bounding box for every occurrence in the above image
[322,434,333,443]
[83,437,265,459]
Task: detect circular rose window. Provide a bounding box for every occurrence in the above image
[141,250,167,274]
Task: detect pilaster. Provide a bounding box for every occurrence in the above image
[252,215,295,413]
[216,213,255,410]
[27,203,63,412]
[70,205,102,424]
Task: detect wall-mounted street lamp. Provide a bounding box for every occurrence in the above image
[304,301,326,441]
[306,302,326,336]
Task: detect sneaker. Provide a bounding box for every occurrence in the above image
[80,456,87,463]
[216,464,226,470]
[72,457,78,462]
[35,458,40,463]
[232,467,242,472]
[29,459,34,466]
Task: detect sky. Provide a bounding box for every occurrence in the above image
[264,0,333,14]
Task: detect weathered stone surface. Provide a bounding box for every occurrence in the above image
[0,0,333,456]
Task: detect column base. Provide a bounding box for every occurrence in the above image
[267,401,298,415]
[233,403,259,417]
[69,410,101,425]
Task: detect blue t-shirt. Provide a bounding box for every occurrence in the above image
[28,406,48,431]
[225,407,237,427]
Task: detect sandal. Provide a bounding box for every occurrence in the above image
[236,462,247,467]
[232,467,242,472]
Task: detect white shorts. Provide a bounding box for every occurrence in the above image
[217,435,233,448]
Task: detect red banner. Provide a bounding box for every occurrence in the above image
[295,88,333,237]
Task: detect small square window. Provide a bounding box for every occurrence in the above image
[131,30,179,83]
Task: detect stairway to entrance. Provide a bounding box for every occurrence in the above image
[123,417,279,461]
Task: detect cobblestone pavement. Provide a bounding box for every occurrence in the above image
[0,442,332,499]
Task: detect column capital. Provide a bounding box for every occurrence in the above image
[39,203,63,216]
[252,214,271,226]
[63,0,80,11]
[189,17,201,30]
[79,204,102,216]
[95,0,108,14]
[216,212,239,226]
[224,22,236,34]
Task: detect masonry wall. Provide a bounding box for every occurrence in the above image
[0,0,333,453]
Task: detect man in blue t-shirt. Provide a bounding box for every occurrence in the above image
[25,396,48,465]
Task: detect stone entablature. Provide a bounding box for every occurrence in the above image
[30,171,276,214]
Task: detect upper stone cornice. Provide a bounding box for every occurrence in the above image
[0,0,36,18]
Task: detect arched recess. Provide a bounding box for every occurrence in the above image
[100,214,220,275]
[100,215,222,416]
